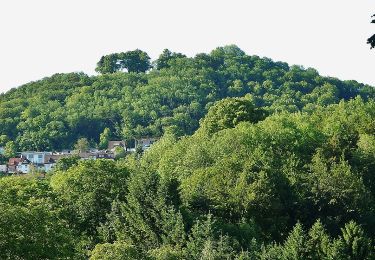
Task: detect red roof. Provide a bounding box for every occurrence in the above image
[8,157,24,166]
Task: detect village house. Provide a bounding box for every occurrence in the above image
[2,138,159,175]
[79,151,115,160]
[0,164,7,173]
[135,137,159,151]
[16,158,32,173]
[21,151,53,164]
[107,140,126,152]
[8,157,26,173]
[8,152,64,174]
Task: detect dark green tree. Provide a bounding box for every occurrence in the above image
[95,54,121,74]
[0,203,76,259]
[95,50,151,74]
[340,221,373,260]
[51,160,130,239]
[104,169,185,252]
[368,14,375,48]
[0,176,77,259]
[118,49,151,73]
[54,155,80,171]
[155,49,186,70]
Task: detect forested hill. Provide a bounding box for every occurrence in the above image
[0,45,374,151]
[2,45,375,259]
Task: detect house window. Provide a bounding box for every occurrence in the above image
[38,154,43,163]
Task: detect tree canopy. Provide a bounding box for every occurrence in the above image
[0,46,374,153]
[1,45,375,258]
[95,49,151,74]
[368,14,375,48]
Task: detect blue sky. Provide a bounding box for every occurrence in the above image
[0,0,374,92]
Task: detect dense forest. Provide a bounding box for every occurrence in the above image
[1,46,375,259]
[0,45,374,151]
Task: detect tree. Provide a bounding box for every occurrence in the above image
[306,220,331,259]
[4,141,16,158]
[198,96,266,135]
[368,14,375,49]
[340,221,373,260]
[0,176,77,259]
[74,137,89,153]
[0,203,76,259]
[154,49,186,70]
[99,128,111,150]
[54,155,80,171]
[50,160,130,238]
[114,146,126,159]
[104,169,185,252]
[95,54,121,74]
[282,223,309,259]
[95,50,151,74]
[184,214,239,259]
[90,242,144,260]
[0,135,9,146]
[119,49,151,73]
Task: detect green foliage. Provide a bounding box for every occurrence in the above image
[0,134,9,146]
[51,160,130,238]
[0,176,76,259]
[96,49,151,74]
[54,155,80,171]
[90,242,145,260]
[114,145,126,159]
[281,223,309,259]
[2,46,375,258]
[104,169,185,252]
[0,202,75,259]
[155,49,186,70]
[95,54,121,74]
[0,46,374,152]
[99,127,111,149]
[4,140,16,158]
[306,220,331,259]
[185,214,237,260]
[198,96,266,135]
[74,137,90,152]
[340,221,373,259]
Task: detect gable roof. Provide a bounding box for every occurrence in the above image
[9,157,29,166]
[107,141,126,150]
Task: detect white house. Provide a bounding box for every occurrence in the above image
[107,141,126,152]
[0,164,7,173]
[17,152,58,173]
[135,137,159,151]
[16,159,32,174]
[21,152,53,164]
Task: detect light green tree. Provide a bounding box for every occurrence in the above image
[4,141,16,158]
[99,128,111,150]
[74,137,89,153]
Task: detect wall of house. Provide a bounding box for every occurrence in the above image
[16,164,29,174]
[21,152,52,164]
[0,165,7,172]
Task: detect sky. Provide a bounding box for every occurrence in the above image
[0,0,374,93]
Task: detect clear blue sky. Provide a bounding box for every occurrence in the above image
[0,0,374,92]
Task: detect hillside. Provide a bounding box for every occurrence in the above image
[0,45,374,151]
[1,45,375,259]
